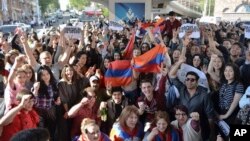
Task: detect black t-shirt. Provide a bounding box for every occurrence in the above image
[114,103,122,119]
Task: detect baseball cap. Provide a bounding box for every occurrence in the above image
[89,75,99,82]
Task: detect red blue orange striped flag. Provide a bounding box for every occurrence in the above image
[123,32,135,59]
[133,44,166,73]
[104,60,132,87]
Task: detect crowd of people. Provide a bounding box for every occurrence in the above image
[0,11,250,141]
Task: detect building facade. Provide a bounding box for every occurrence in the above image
[0,0,36,25]
[92,0,202,21]
[214,0,250,21]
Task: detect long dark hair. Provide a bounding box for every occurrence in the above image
[223,63,241,83]
[100,55,113,74]
[37,65,58,98]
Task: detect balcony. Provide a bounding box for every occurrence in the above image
[169,0,202,17]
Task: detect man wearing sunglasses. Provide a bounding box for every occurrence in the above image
[169,56,216,141]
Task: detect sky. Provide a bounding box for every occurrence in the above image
[59,0,69,11]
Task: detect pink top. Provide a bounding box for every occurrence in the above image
[4,83,25,113]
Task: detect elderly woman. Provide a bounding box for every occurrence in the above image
[74,118,110,141]
[143,111,179,141]
[109,105,144,141]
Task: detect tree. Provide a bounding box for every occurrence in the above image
[102,7,109,18]
[39,0,60,14]
[69,0,91,10]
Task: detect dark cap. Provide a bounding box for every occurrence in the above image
[168,11,176,16]
[111,87,123,94]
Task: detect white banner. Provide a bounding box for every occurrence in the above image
[59,24,67,31]
[244,25,250,39]
[63,26,82,39]
[199,16,220,25]
[73,22,84,30]
[108,21,123,31]
[177,64,210,92]
[179,23,200,39]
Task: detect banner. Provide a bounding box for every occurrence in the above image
[115,3,145,22]
[199,16,221,25]
[245,25,250,39]
[177,64,210,91]
[179,23,200,38]
[73,22,84,30]
[108,21,124,31]
[63,26,82,39]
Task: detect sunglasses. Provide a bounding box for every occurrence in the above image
[175,113,187,117]
[185,78,196,82]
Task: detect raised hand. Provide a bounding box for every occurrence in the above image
[80,97,89,106]
[190,112,200,121]
[19,95,32,108]
[151,127,159,136]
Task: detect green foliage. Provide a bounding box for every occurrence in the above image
[69,0,91,10]
[102,7,109,18]
[39,0,60,14]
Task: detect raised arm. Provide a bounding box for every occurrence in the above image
[67,97,88,118]
[20,35,38,67]
[0,95,31,126]
[7,55,26,88]
[169,36,188,78]
[207,54,220,83]
[207,31,222,56]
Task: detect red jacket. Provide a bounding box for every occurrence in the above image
[0,109,39,141]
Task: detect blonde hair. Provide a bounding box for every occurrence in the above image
[15,67,26,76]
[22,64,35,82]
[80,118,96,133]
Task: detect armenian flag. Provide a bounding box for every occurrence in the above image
[123,32,135,59]
[133,44,166,73]
[105,60,132,87]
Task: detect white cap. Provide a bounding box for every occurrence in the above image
[89,75,99,82]
[97,42,104,48]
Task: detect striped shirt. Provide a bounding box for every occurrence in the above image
[218,81,244,110]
